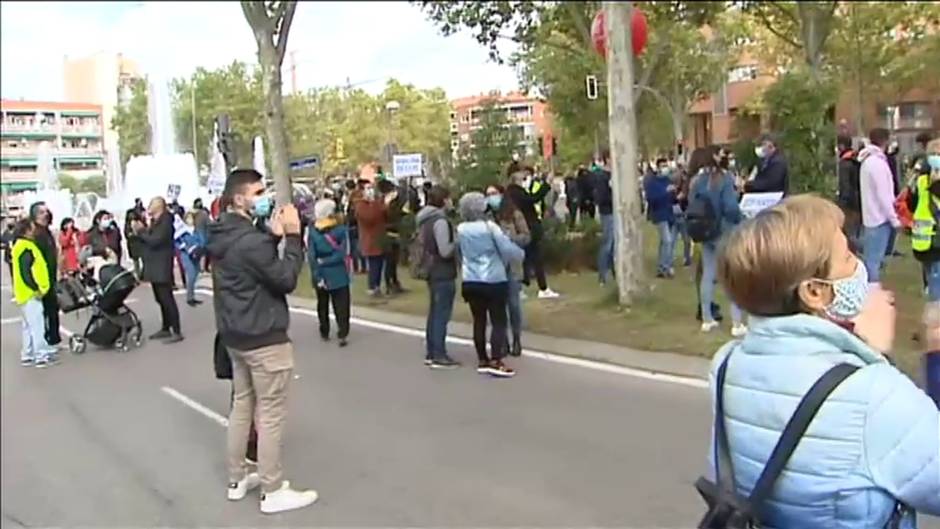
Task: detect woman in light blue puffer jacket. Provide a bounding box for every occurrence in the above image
[707,194,938,529]
[457,192,525,378]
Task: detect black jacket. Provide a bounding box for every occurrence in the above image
[507,182,550,229]
[134,212,175,284]
[33,227,58,284]
[836,151,861,213]
[593,169,614,215]
[746,151,789,195]
[124,209,145,259]
[89,227,123,259]
[577,169,595,204]
[207,212,304,351]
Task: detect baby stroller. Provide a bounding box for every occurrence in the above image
[62,263,144,354]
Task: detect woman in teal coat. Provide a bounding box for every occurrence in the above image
[308,199,351,347]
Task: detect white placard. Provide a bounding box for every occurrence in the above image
[740,192,784,219]
[393,153,423,178]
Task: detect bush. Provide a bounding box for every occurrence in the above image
[541,217,601,273]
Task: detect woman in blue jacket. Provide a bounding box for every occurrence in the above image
[688,146,746,337]
[308,199,351,347]
[708,194,938,528]
[457,192,525,378]
[644,158,677,278]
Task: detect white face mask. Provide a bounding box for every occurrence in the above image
[755,146,766,159]
[817,260,869,321]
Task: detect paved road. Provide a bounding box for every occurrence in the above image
[1,283,937,528]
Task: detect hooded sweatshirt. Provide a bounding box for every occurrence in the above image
[415,205,457,281]
[207,212,304,351]
[859,144,901,228]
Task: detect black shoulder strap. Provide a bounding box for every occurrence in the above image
[714,354,737,493]
[748,363,859,509]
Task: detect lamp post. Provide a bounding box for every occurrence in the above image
[191,75,198,165]
[385,100,400,170]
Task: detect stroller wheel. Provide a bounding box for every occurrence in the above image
[115,338,129,353]
[131,326,143,348]
[69,335,86,355]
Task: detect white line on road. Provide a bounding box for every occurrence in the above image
[194,288,707,389]
[1,317,21,325]
[161,386,229,427]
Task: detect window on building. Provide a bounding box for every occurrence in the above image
[728,65,759,83]
[879,101,934,130]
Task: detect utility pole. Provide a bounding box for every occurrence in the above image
[605,1,644,305]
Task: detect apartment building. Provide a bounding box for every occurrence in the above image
[1,100,105,193]
[449,91,554,162]
[64,52,141,151]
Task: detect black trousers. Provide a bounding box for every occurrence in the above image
[580,201,596,220]
[523,223,548,291]
[42,289,61,345]
[316,286,350,339]
[462,282,508,364]
[384,239,402,289]
[152,282,181,334]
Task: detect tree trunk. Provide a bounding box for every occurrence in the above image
[605,1,644,305]
[258,40,292,206]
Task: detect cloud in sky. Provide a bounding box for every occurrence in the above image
[0,1,519,101]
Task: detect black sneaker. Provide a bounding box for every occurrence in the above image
[186,299,199,307]
[149,329,172,340]
[163,332,184,344]
[510,340,522,357]
[320,333,330,342]
[424,356,433,366]
[487,360,516,378]
[429,357,461,370]
[338,338,348,348]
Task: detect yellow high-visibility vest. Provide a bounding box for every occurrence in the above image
[11,238,50,305]
[912,174,940,254]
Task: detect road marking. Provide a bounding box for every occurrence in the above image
[1,317,21,325]
[194,288,707,389]
[161,386,229,427]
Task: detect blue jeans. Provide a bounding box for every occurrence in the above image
[655,221,674,274]
[598,213,616,283]
[506,277,523,342]
[425,279,455,360]
[926,261,940,302]
[21,298,55,363]
[367,256,385,291]
[671,216,692,264]
[700,242,743,325]
[862,222,893,283]
[181,251,198,302]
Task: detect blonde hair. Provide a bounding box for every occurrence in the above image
[718,195,843,316]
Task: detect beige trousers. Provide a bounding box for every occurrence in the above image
[227,342,294,493]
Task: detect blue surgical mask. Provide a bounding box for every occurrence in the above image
[928,154,940,170]
[820,260,869,321]
[252,195,273,218]
[487,194,503,210]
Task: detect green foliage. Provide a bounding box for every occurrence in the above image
[541,217,601,273]
[453,99,521,194]
[111,78,150,171]
[761,69,837,194]
[58,175,107,196]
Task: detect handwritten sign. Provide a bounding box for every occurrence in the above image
[393,153,423,178]
[740,192,784,219]
[166,184,181,201]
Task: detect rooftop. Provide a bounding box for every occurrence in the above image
[1,99,103,113]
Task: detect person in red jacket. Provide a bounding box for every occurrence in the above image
[58,217,80,277]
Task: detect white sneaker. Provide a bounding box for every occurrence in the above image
[731,324,748,338]
[538,289,560,299]
[227,472,261,501]
[260,481,319,514]
[701,321,720,333]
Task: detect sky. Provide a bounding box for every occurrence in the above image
[0,1,520,102]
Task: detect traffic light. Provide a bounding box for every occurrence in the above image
[586,75,598,100]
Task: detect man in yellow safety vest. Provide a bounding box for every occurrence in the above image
[11,218,57,368]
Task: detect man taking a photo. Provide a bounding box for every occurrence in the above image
[207,169,317,514]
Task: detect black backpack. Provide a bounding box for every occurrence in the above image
[687,179,721,243]
[695,356,863,529]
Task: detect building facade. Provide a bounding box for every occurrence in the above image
[449,91,554,162]
[1,100,105,193]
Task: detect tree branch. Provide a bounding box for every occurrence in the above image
[563,2,592,48]
[275,1,297,64]
[241,1,270,33]
[753,6,801,49]
[764,1,799,27]
[635,37,668,92]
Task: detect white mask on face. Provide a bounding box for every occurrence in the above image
[818,260,869,321]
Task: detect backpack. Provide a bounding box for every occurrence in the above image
[408,219,439,280]
[687,177,721,243]
[694,356,906,529]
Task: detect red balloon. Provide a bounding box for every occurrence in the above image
[591,7,648,59]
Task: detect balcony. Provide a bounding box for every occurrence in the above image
[0,145,103,157]
[60,124,102,137]
[0,170,39,183]
[57,146,104,156]
[1,122,57,136]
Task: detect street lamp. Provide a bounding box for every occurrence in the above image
[385,100,401,169]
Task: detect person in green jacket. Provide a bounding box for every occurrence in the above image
[308,199,352,347]
[11,218,57,368]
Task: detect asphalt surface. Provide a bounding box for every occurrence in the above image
[1,280,937,528]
